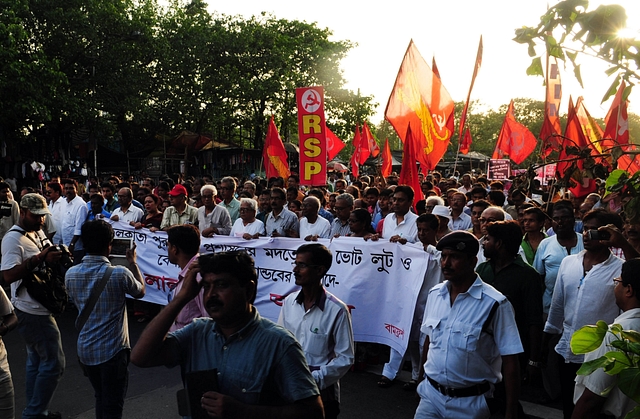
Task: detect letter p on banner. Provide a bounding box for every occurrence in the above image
[296,86,327,186]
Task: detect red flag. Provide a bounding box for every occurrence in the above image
[399,125,425,205]
[492,100,537,165]
[458,36,483,140]
[603,80,629,148]
[360,122,380,163]
[326,127,346,161]
[574,97,605,154]
[381,138,393,178]
[460,128,472,155]
[385,40,455,171]
[349,125,361,178]
[540,56,563,156]
[262,116,290,179]
[432,56,440,79]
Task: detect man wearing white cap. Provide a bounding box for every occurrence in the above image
[1,194,64,419]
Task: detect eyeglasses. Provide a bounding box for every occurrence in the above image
[479,218,498,224]
[239,207,254,212]
[334,206,349,211]
[291,262,319,269]
[613,277,624,285]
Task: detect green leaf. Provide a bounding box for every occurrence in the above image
[566,51,578,65]
[574,64,584,88]
[577,356,613,375]
[611,324,624,334]
[618,367,640,404]
[605,66,620,76]
[601,76,621,104]
[624,404,640,419]
[602,351,632,375]
[621,330,640,343]
[572,321,609,354]
[526,57,544,76]
[605,169,629,197]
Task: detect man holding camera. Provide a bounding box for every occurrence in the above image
[65,220,145,419]
[1,194,64,419]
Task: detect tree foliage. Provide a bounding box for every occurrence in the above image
[0,0,377,157]
[514,0,639,103]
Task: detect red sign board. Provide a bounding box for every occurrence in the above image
[296,86,327,186]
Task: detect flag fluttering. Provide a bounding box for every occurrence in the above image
[458,36,483,141]
[362,122,380,162]
[349,125,361,178]
[381,138,393,178]
[262,117,290,179]
[492,100,537,165]
[460,128,472,155]
[399,125,425,206]
[574,97,605,154]
[385,40,455,171]
[326,127,346,161]
[603,81,630,148]
[432,56,441,79]
[540,56,563,157]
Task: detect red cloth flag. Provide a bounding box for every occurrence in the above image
[399,125,425,205]
[350,125,361,178]
[460,128,472,155]
[326,127,346,161]
[603,80,630,148]
[362,122,380,161]
[574,97,605,154]
[385,40,455,171]
[262,117,290,179]
[381,138,393,178]
[492,100,537,165]
[458,36,483,140]
[540,56,563,156]
[358,123,371,165]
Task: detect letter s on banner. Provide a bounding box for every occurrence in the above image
[296,86,327,186]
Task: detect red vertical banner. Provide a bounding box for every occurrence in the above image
[296,86,328,186]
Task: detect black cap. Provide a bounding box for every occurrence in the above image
[436,230,479,255]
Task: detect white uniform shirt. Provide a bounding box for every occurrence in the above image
[61,195,88,250]
[533,233,584,313]
[299,217,331,239]
[278,288,355,402]
[574,308,640,418]
[229,218,264,238]
[49,197,66,245]
[544,251,622,363]
[448,211,473,231]
[420,277,523,388]
[381,211,418,243]
[111,205,143,224]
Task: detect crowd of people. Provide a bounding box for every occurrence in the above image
[0,167,638,419]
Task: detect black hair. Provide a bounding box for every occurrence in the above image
[295,243,333,272]
[621,258,640,303]
[485,220,523,257]
[394,185,415,203]
[167,225,201,256]
[82,220,114,254]
[582,208,623,230]
[417,213,439,231]
[523,207,546,223]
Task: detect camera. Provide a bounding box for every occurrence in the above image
[56,245,74,269]
[587,230,609,241]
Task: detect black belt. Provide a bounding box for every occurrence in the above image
[427,376,490,398]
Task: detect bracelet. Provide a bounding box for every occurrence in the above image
[528,359,543,368]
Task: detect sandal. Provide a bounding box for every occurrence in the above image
[377,376,393,388]
[403,380,418,391]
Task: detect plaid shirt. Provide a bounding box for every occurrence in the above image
[65,255,143,365]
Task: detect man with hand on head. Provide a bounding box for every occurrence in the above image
[131,251,324,419]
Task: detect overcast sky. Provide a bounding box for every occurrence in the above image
[205,0,640,123]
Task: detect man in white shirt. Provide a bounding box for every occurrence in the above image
[110,188,143,225]
[379,186,418,244]
[278,243,354,419]
[448,192,472,231]
[62,178,89,262]
[47,183,65,245]
[197,185,231,237]
[542,209,625,419]
[572,258,640,419]
[299,197,331,240]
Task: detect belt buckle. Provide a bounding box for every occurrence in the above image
[445,387,455,397]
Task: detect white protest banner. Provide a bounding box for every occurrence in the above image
[111,222,428,354]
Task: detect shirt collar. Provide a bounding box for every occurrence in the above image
[294,287,327,311]
[439,276,483,300]
[214,306,261,341]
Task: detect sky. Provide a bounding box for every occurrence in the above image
[204,0,640,124]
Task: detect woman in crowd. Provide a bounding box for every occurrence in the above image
[230,198,264,239]
[135,194,164,231]
[347,208,375,238]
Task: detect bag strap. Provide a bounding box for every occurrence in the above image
[75,266,115,332]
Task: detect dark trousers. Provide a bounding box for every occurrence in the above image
[324,400,340,419]
[80,349,130,419]
[558,355,581,419]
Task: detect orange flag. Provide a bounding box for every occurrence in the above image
[326,127,346,161]
[262,117,290,179]
[460,128,472,155]
[540,56,563,157]
[399,125,425,205]
[361,122,380,161]
[385,40,455,171]
[574,97,605,154]
[381,138,393,178]
[432,56,441,79]
[603,80,630,148]
[492,100,537,165]
[350,125,361,178]
[458,36,483,140]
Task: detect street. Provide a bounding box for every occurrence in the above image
[4,306,561,418]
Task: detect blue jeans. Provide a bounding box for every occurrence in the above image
[15,309,65,419]
[80,349,130,419]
